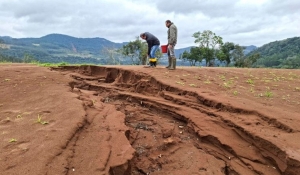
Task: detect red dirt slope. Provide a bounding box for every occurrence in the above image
[0,64,300,175]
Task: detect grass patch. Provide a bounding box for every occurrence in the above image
[264,91,273,98]
[36,114,49,125]
[249,87,255,93]
[204,80,211,84]
[233,91,238,96]
[264,87,273,98]
[246,79,254,85]
[9,138,17,143]
[31,61,98,67]
[176,81,185,86]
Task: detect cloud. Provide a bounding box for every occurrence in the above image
[0,0,299,48]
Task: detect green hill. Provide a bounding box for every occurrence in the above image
[249,37,300,68]
[0,34,125,64]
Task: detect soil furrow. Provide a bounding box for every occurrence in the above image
[55,65,299,174]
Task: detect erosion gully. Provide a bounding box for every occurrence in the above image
[53,65,299,175]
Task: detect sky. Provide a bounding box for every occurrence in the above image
[0,0,299,48]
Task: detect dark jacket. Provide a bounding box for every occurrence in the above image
[167,23,177,45]
[144,32,160,55]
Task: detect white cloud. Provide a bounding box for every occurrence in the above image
[0,0,299,48]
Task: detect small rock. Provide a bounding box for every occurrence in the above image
[73,87,80,92]
[163,137,175,145]
[178,125,184,129]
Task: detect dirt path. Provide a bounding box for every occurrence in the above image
[1,64,300,175]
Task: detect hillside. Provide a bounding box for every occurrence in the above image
[248,37,300,68]
[0,34,125,64]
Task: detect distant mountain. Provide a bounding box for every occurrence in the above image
[248,37,300,68]
[244,45,257,54]
[0,34,126,64]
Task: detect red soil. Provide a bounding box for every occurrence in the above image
[0,64,300,175]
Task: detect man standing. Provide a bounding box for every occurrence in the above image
[165,20,178,70]
[140,32,160,67]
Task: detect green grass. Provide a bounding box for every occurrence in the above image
[264,91,273,98]
[246,79,254,85]
[204,79,211,84]
[31,61,69,67]
[176,81,185,86]
[16,114,22,119]
[218,75,226,81]
[264,87,273,98]
[9,138,17,143]
[223,80,233,89]
[233,91,238,96]
[30,61,98,67]
[36,114,49,125]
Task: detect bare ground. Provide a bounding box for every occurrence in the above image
[0,64,300,175]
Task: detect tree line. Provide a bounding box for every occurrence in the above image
[180,30,259,67]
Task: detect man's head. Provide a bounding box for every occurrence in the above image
[140,33,146,40]
[165,20,172,28]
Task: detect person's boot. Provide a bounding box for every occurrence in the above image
[166,57,171,68]
[172,57,176,69]
[168,57,176,70]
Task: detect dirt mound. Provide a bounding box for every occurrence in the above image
[1,64,300,175]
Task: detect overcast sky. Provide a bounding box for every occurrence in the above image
[0,0,299,48]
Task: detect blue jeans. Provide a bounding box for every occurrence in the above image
[150,45,159,58]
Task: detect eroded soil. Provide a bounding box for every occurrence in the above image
[1,64,300,175]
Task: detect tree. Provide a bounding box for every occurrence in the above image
[193,30,223,66]
[245,53,260,67]
[233,45,259,67]
[232,45,245,67]
[102,47,122,65]
[121,37,143,65]
[138,42,148,65]
[281,55,300,69]
[217,42,235,66]
[181,47,205,66]
[23,53,35,63]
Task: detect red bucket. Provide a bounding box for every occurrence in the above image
[161,45,168,53]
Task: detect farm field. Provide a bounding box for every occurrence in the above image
[0,64,300,175]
